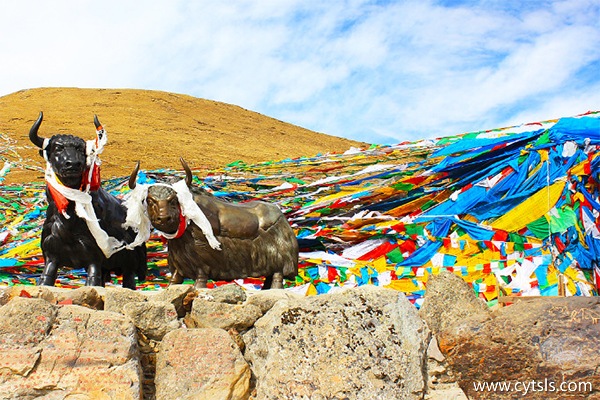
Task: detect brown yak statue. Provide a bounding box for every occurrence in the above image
[128,158,299,289]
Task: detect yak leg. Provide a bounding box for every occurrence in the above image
[169,269,184,285]
[38,259,59,286]
[262,275,273,290]
[194,275,208,289]
[86,263,104,287]
[270,272,284,289]
[122,271,136,290]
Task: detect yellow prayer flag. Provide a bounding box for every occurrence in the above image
[490,180,566,231]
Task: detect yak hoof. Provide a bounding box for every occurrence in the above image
[86,276,104,287]
[170,270,184,285]
[38,274,57,286]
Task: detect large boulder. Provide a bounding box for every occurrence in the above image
[243,285,430,400]
[104,287,148,314]
[0,286,57,306]
[155,328,251,400]
[188,298,263,331]
[439,297,600,399]
[197,283,248,304]
[149,284,195,317]
[122,300,181,341]
[0,297,57,377]
[246,289,302,314]
[419,269,490,336]
[51,286,104,309]
[0,301,141,399]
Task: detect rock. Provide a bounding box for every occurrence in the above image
[104,287,148,314]
[211,283,248,304]
[0,303,141,399]
[189,298,263,331]
[122,300,181,341]
[425,385,469,400]
[181,291,198,315]
[427,336,445,362]
[0,287,10,306]
[196,283,247,304]
[155,328,251,400]
[50,286,104,309]
[0,297,57,376]
[419,270,490,335]
[149,284,194,317]
[439,297,600,399]
[246,289,302,314]
[243,285,430,400]
[3,285,57,305]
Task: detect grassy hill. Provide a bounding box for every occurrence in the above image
[0,87,367,184]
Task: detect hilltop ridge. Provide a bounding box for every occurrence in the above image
[0,87,367,183]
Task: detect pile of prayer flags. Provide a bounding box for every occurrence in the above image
[1,112,599,307]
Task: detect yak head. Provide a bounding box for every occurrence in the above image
[128,158,193,234]
[29,111,102,189]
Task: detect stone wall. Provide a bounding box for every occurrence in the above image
[0,274,598,399]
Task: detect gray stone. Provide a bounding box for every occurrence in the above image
[122,300,181,341]
[156,328,251,400]
[419,270,490,336]
[195,283,248,304]
[189,298,263,331]
[243,285,430,400]
[104,287,148,314]
[149,284,194,317]
[211,283,248,304]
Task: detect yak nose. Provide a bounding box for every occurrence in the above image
[156,215,173,225]
[63,158,83,169]
[155,214,173,226]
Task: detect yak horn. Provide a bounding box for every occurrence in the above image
[29,111,45,148]
[93,115,102,130]
[129,161,140,189]
[180,157,193,187]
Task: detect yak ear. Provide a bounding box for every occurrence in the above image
[129,161,140,189]
[29,111,46,148]
[180,157,193,187]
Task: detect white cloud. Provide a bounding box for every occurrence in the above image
[0,0,598,144]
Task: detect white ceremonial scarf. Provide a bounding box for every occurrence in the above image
[123,180,221,250]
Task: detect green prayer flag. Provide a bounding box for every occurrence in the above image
[526,216,550,239]
[386,247,404,263]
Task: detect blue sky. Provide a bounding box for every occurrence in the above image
[1,0,598,144]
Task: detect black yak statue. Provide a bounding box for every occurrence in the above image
[127,158,298,289]
[30,112,147,289]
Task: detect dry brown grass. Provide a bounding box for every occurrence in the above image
[0,87,367,184]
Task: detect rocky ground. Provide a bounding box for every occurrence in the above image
[0,272,598,400]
